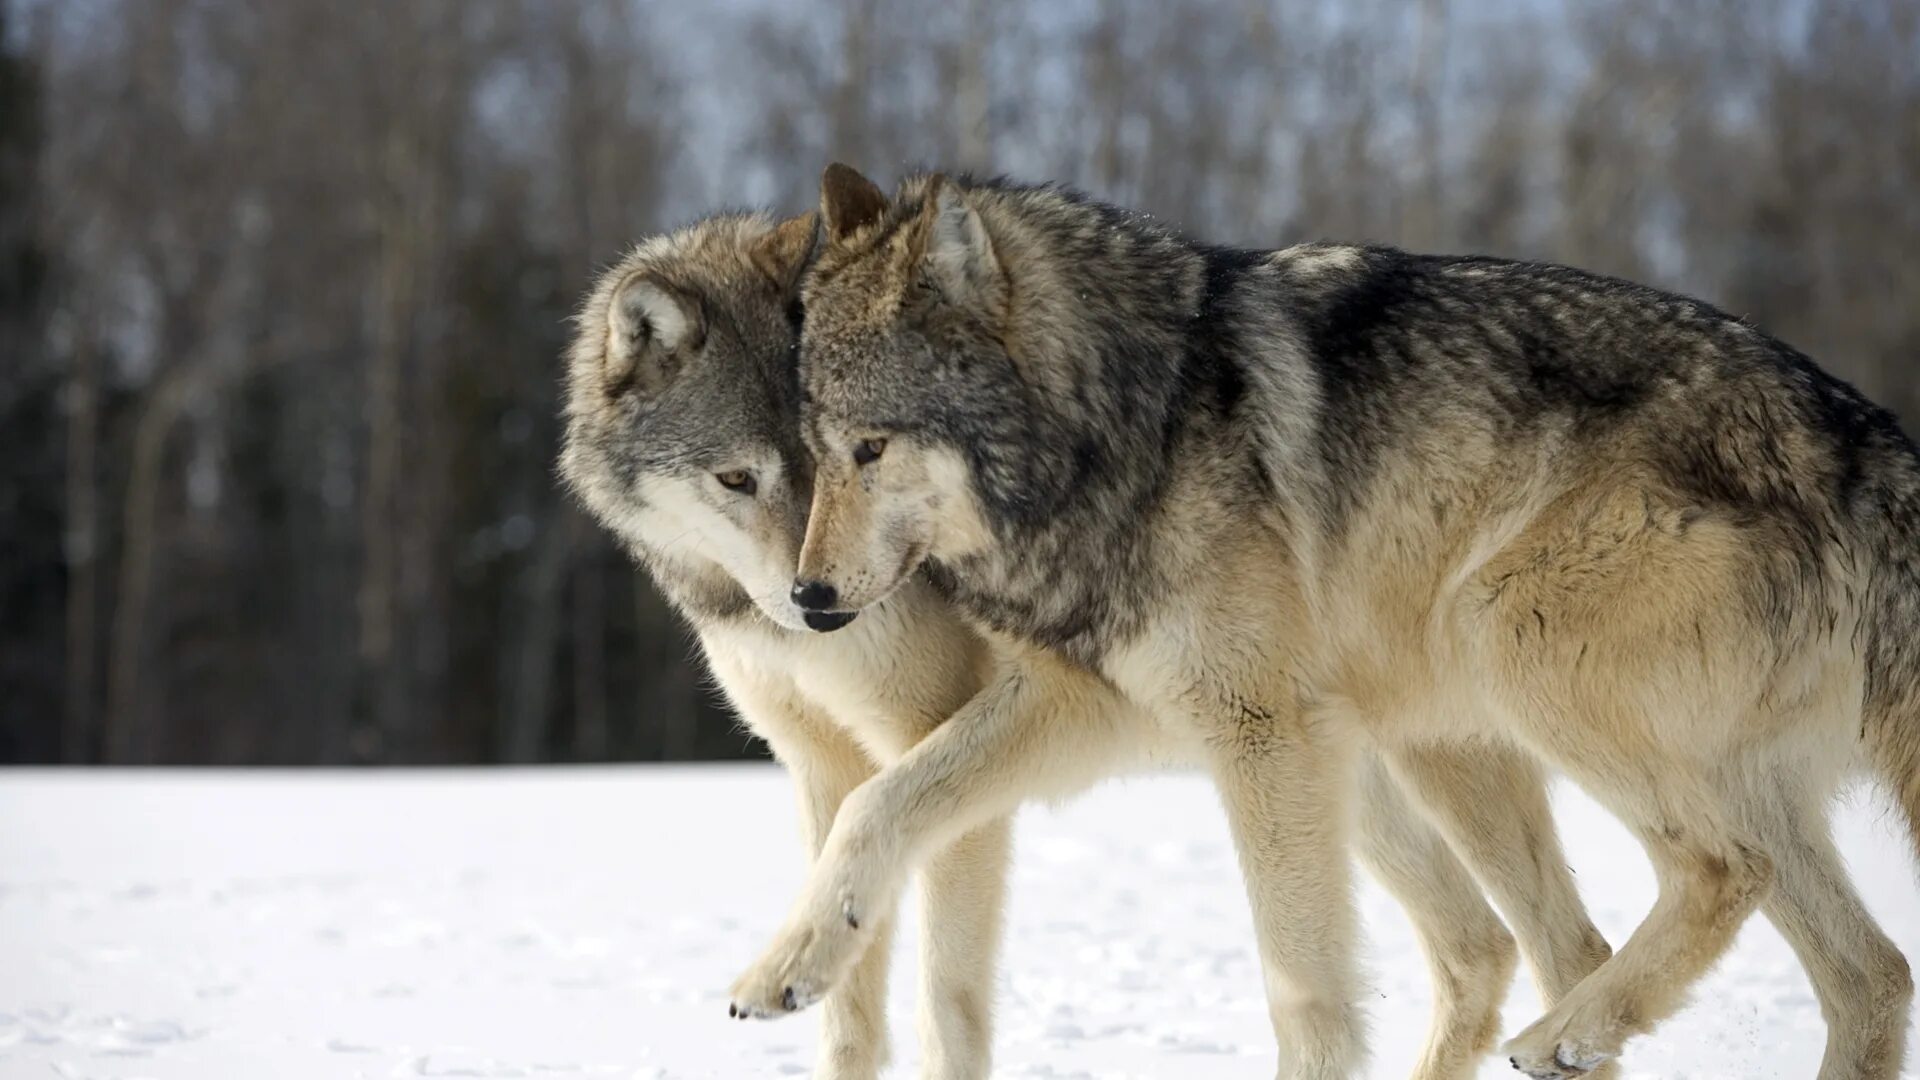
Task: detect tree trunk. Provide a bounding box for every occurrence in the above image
[62,328,98,763]
[502,514,571,763]
[104,344,209,763]
[1406,0,1449,251]
[570,518,609,762]
[951,0,994,172]
[356,126,418,763]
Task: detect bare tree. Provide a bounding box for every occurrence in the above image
[7,0,1919,764]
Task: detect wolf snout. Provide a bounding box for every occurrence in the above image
[792,579,856,631]
[791,579,838,612]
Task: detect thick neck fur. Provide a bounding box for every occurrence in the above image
[642,544,760,627]
[884,178,1269,661]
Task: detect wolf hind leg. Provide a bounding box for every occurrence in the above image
[1740,771,1912,1080]
[1502,754,1773,1080]
[1353,753,1516,1080]
[1382,742,1613,1014]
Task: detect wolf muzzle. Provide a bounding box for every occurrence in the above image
[802,610,857,632]
[792,579,857,632]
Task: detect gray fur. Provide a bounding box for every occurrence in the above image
[787,168,1920,1076]
[559,213,807,623]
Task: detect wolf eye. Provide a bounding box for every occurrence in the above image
[853,438,887,466]
[716,470,757,495]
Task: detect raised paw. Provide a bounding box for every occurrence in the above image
[726,900,871,1021]
[1503,1027,1616,1080]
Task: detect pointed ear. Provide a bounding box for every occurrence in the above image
[749,211,818,293]
[920,177,1000,299]
[604,275,703,395]
[820,162,887,242]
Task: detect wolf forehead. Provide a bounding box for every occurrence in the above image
[800,173,956,315]
[570,213,795,364]
[795,323,977,446]
[796,183,996,433]
[794,295,929,431]
[563,213,807,472]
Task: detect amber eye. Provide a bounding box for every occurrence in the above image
[716,470,757,495]
[853,438,888,466]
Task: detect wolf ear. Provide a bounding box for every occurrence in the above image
[920,177,1000,300]
[604,275,703,395]
[749,211,818,293]
[821,163,887,241]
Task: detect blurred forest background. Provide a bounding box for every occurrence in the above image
[1,0,1916,764]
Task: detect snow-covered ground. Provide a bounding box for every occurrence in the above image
[2,766,1917,1079]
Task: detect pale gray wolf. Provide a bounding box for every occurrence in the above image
[560,211,1613,1079]
[559,210,1012,1080]
[729,164,1920,1080]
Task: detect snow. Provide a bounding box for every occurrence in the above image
[3,765,1918,1079]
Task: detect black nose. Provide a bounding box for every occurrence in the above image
[791,580,838,612]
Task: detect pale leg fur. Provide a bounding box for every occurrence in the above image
[1466,489,1789,1075]
[1353,755,1517,1080]
[1740,773,1913,1080]
[714,648,1013,1079]
[727,653,1134,1025]
[1208,725,1366,1080]
[1501,752,1775,1079]
[755,703,896,1079]
[917,819,1011,1080]
[1382,744,1612,1010]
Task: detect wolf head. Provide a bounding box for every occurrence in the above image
[787,164,1026,624]
[559,211,836,632]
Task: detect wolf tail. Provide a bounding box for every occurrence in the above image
[1863,568,1920,863]
[1856,424,1920,865]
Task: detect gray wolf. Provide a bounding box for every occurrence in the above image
[731,164,1920,1080]
[560,210,1014,1080]
[562,210,1612,1079]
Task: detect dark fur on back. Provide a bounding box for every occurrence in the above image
[801,174,1920,725]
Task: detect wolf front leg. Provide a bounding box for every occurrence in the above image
[1206,704,1366,1080]
[1352,754,1517,1080]
[915,818,1011,1080]
[727,647,1136,1023]
[780,724,899,1078]
[711,658,894,1080]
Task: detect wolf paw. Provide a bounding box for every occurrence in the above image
[1503,1026,1616,1080]
[727,897,870,1021]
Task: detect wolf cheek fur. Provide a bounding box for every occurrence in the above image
[762,164,1920,1080]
